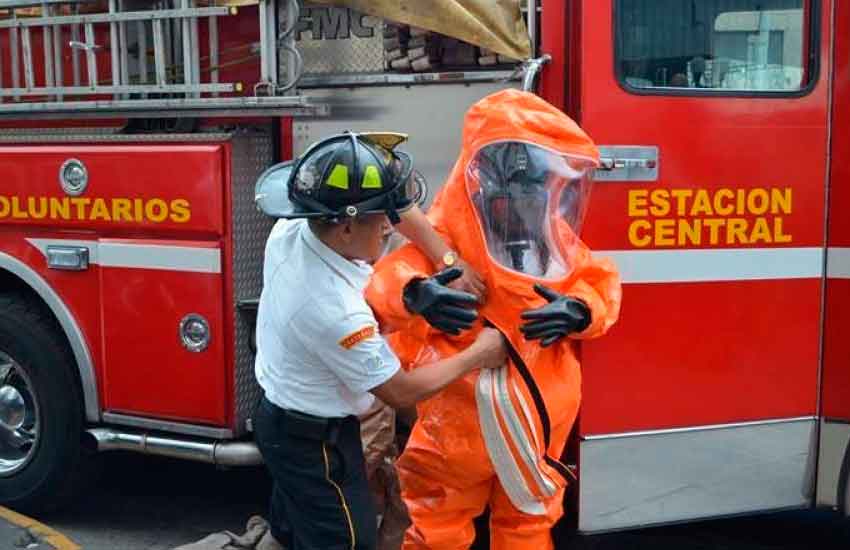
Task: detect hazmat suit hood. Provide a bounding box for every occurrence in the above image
[430,89,607,334]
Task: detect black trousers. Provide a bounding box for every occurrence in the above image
[254,396,377,550]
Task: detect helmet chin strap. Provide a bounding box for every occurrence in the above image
[385,193,401,225]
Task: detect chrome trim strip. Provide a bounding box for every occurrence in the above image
[27,239,221,274]
[595,248,823,283]
[583,416,816,440]
[102,412,233,439]
[0,251,100,421]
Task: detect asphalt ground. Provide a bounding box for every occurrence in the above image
[6,451,850,550]
[0,505,79,550]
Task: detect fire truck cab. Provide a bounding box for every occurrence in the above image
[0,0,847,537]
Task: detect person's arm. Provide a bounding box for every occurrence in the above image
[396,205,486,300]
[371,327,505,409]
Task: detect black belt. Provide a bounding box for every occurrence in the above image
[262,396,356,445]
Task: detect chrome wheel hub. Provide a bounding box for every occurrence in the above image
[0,353,39,477]
[0,385,25,430]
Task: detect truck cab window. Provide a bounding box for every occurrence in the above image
[616,0,812,93]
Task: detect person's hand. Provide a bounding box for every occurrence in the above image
[468,327,507,370]
[403,267,479,335]
[520,284,591,347]
[446,258,487,302]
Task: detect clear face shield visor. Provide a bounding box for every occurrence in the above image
[466,142,596,280]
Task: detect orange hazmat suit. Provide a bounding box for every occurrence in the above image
[366,89,622,550]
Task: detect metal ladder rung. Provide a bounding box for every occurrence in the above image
[151,17,166,86]
[83,21,96,87]
[0,0,311,118]
[0,1,99,6]
[20,26,32,89]
[0,82,240,96]
[0,6,236,28]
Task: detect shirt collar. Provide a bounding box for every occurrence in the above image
[301,221,373,290]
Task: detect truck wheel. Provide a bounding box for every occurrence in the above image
[0,293,86,513]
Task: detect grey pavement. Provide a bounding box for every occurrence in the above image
[5,451,850,550]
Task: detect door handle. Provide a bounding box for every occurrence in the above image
[599,157,657,171]
[595,146,659,182]
[46,246,90,271]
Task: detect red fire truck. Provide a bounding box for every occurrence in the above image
[0,0,847,537]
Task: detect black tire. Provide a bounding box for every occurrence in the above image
[0,292,87,513]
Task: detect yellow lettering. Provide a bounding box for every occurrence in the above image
[750,217,773,243]
[714,188,734,216]
[726,218,749,244]
[70,197,90,219]
[49,197,70,220]
[736,188,747,215]
[145,199,168,223]
[89,198,112,221]
[774,217,792,243]
[690,190,713,216]
[747,188,770,215]
[678,218,701,246]
[27,197,47,219]
[670,189,693,216]
[628,219,652,247]
[655,219,676,246]
[628,190,649,217]
[0,196,9,218]
[134,199,144,221]
[704,218,724,244]
[11,197,28,219]
[649,189,670,216]
[112,198,133,222]
[169,199,191,223]
[771,187,792,214]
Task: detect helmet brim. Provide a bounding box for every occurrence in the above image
[255,160,306,219]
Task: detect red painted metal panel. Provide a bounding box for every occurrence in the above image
[0,142,231,425]
[0,233,105,404]
[100,241,227,425]
[0,144,224,237]
[577,1,829,434]
[821,0,850,421]
[540,0,568,111]
[581,279,820,434]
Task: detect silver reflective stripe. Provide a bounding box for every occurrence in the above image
[27,238,221,274]
[827,247,850,279]
[493,367,557,497]
[512,379,540,449]
[475,368,546,516]
[510,378,558,495]
[596,247,823,283]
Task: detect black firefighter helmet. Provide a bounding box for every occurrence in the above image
[255,131,427,224]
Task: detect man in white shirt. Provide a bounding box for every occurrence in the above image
[253,132,506,550]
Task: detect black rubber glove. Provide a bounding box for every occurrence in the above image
[520,284,591,347]
[403,267,479,335]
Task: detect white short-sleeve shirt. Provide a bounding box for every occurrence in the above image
[254,219,401,418]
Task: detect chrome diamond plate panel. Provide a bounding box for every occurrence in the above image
[282,4,384,77]
[230,130,275,435]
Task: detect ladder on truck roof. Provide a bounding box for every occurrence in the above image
[0,0,323,119]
